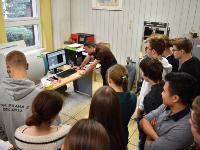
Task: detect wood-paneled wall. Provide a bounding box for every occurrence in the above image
[59,0,200,64]
[52,0,71,50]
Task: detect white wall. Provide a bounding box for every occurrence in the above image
[70,0,200,64]
[51,0,71,50]
[52,0,200,64]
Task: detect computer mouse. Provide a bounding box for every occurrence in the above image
[52,76,58,80]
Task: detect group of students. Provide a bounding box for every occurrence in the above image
[0,49,136,149]
[0,34,200,150]
[136,35,200,150]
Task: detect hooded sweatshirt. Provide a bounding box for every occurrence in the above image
[0,77,40,148]
[138,57,172,110]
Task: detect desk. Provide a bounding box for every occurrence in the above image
[48,70,82,90]
[43,69,92,96]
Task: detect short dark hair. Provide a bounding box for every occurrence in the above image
[165,72,198,105]
[107,64,128,91]
[26,90,63,126]
[84,42,96,48]
[63,119,110,150]
[6,50,27,68]
[139,57,163,82]
[147,35,165,55]
[89,86,126,150]
[172,38,193,53]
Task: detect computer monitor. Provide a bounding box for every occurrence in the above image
[46,50,66,73]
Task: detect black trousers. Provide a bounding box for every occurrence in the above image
[101,70,108,86]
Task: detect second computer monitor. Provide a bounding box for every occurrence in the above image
[46,50,66,71]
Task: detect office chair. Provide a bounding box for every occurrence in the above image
[125,60,136,91]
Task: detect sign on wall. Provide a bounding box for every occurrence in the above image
[92,0,122,10]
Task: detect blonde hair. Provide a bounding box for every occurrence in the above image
[6,50,27,68]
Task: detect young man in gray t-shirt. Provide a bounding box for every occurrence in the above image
[140,72,198,150]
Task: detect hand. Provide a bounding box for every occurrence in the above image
[60,65,71,71]
[150,118,157,127]
[9,147,14,150]
[72,66,80,70]
[78,70,86,75]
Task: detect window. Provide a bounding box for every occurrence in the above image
[2,0,40,46]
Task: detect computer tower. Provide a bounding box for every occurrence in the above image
[64,49,85,66]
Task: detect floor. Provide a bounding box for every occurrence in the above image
[59,73,139,150]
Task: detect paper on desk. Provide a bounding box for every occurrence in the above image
[67,43,83,48]
[41,77,52,87]
[76,47,85,52]
[82,52,88,56]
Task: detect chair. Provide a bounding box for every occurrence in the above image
[126,61,136,91]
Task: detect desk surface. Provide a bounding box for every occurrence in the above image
[43,66,84,90]
[51,71,82,90]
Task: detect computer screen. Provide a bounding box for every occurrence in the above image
[46,50,66,70]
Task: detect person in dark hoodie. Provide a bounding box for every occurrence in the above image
[0,50,40,148]
[107,64,137,145]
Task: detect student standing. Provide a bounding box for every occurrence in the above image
[137,35,172,126]
[138,57,164,150]
[15,90,70,150]
[162,35,179,72]
[107,64,137,145]
[89,86,126,150]
[0,50,40,148]
[62,119,110,150]
[140,72,198,150]
[172,38,200,96]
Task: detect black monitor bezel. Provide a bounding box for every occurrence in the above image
[46,49,66,71]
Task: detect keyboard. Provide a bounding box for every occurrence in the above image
[56,69,77,78]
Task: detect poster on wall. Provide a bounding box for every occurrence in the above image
[92,0,122,10]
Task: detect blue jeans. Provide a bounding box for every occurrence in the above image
[136,117,146,150]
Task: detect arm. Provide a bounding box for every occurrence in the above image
[144,104,165,121]
[144,124,193,150]
[85,59,100,73]
[79,55,91,69]
[140,118,159,140]
[140,105,165,140]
